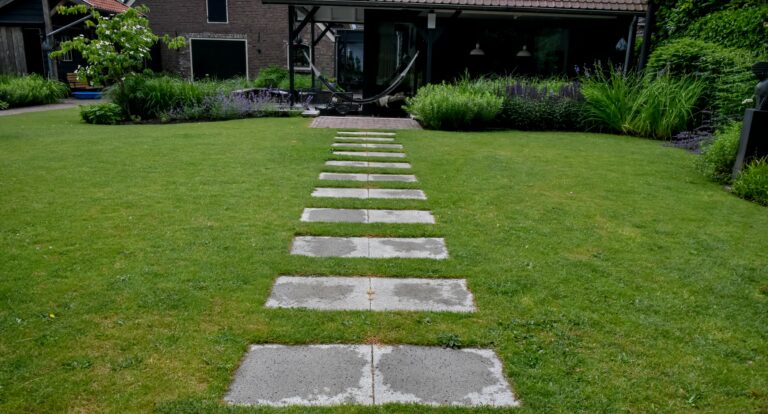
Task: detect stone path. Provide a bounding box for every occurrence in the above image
[227,130,519,407]
[266,276,475,312]
[301,208,434,224]
[225,345,517,407]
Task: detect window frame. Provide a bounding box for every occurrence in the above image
[206,0,228,24]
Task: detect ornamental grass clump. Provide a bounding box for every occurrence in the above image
[405,79,502,130]
[0,74,68,108]
[581,65,703,139]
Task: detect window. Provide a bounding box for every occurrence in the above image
[190,39,247,80]
[207,0,227,23]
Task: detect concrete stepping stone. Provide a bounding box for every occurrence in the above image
[334,137,395,142]
[325,161,411,169]
[290,237,448,259]
[224,345,373,406]
[267,276,474,312]
[337,131,396,137]
[370,278,474,312]
[312,188,426,200]
[332,143,404,149]
[333,151,406,158]
[373,346,519,406]
[319,173,417,182]
[300,208,435,224]
[266,276,371,310]
[225,345,518,407]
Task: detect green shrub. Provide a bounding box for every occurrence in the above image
[80,103,126,125]
[685,6,768,56]
[646,38,754,121]
[405,81,503,130]
[0,74,69,108]
[108,74,221,119]
[581,67,703,139]
[733,158,768,206]
[696,122,741,184]
[498,79,586,131]
[253,65,287,88]
[0,100,8,110]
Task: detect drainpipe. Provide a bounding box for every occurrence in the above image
[623,16,637,74]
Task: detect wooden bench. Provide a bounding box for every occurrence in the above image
[66,73,98,90]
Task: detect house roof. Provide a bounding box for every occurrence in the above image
[262,0,647,14]
[80,0,130,13]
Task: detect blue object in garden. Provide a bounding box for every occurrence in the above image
[72,91,102,99]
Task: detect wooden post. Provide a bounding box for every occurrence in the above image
[41,0,57,79]
[310,18,316,90]
[288,5,295,105]
[426,29,433,84]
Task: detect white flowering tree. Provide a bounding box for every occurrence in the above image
[51,5,184,89]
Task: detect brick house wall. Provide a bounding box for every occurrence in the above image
[137,0,335,81]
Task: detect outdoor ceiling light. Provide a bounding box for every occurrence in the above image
[427,12,436,29]
[470,43,485,56]
[516,45,531,57]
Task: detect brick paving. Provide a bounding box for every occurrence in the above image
[310,116,421,130]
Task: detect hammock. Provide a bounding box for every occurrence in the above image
[301,50,419,105]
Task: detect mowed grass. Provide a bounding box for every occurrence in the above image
[0,110,766,413]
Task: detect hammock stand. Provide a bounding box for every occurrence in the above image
[302,50,420,106]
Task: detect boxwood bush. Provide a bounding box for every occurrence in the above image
[646,38,754,122]
[0,74,69,108]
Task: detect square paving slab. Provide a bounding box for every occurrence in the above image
[225,345,518,407]
[333,151,407,158]
[332,143,404,149]
[337,131,397,137]
[291,237,447,259]
[334,137,395,142]
[373,346,519,407]
[225,345,373,406]
[300,208,435,224]
[312,188,426,200]
[267,276,474,312]
[325,161,412,169]
[266,276,370,310]
[319,173,417,182]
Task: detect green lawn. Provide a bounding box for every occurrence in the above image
[0,110,766,413]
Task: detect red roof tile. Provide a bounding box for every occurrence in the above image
[81,0,130,13]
